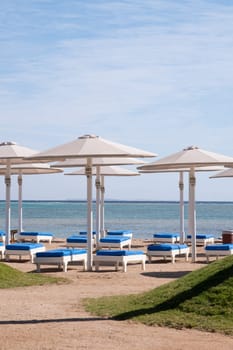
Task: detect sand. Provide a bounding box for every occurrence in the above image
[0,238,232,350]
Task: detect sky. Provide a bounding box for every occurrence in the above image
[1,0,233,201]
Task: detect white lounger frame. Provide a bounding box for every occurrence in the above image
[66,238,95,249]
[93,254,146,272]
[186,236,214,247]
[0,235,5,244]
[205,248,233,262]
[98,238,132,250]
[16,233,53,244]
[34,252,87,272]
[153,236,180,244]
[147,246,189,264]
[0,245,5,259]
[5,246,46,263]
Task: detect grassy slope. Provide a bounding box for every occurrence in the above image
[84,256,233,335]
[0,262,67,288]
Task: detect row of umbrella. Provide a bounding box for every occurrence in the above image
[1,137,233,270]
[0,136,155,270]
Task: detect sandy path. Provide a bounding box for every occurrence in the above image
[0,239,232,350]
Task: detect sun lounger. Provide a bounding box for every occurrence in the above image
[0,231,5,243]
[98,235,131,250]
[16,231,53,244]
[205,244,233,262]
[66,235,95,248]
[147,243,189,263]
[153,233,180,244]
[186,234,215,247]
[34,248,87,272]
[5,243,45,262]
[0,242,5,259]
[93,249,146,272]
[79,231,96,236]
[106,230,133,238]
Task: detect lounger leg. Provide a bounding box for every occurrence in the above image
[123,261,127,272]
[115,261,120,271]
[141,260,146,270]
[185,252,189,261]
[36,264,41,272]
[206,255,210,263]
[83,259,87,271]
[63,263,67,272]
[148,255,152,263]
[171,255,175,264]
[95,262,100,271]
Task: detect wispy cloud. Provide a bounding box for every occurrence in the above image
[1,1,233,156]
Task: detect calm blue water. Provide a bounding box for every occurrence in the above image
[0,200,233,240]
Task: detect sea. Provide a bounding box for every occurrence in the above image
[0,200,233,240]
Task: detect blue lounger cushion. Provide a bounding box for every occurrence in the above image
[100,236,130,243]
[205,244,233,251]
[19,231,53,237]
[6,243,44,250]
[153,233,180,238]
[79,231,96,235]
[0,242,4,247]
[107,230,132,235]
[0,231,5,236]
[187,234,214,239]
[36,248,87,258]
[148,244,187,251]
[67,236,87,243]
[96,249,144,256]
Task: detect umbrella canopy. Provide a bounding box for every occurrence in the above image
[27,134,157,270]
[0,163,63,233]
[0,142,38,244]
[138,146,233,262]
[0,142,38,164]
[139,146,233,170]
[66,166,140,241]
[210,168,233,178]
[53,157,145,168]
[27,134,156,161]
[66,165,140,176]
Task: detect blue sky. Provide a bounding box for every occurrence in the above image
[1,0,233,201]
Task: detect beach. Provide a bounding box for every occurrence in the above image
[1,238,233,350]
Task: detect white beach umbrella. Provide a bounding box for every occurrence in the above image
[140,166,224,244]
[53,157,145,249]
[0,163,63,233]
[138,146,233,262]
[0,142,38,244]
[27,134,156,270]
[66,166,140,241]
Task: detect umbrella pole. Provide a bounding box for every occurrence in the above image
[86,159,93,271]
[5,160,11,245]
[179,171,185,243]
[100,175,105,238]
[95,166,101,247]
[18,173,23,234]
[189,168,196,262]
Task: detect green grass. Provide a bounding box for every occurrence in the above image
[84,256,233,335]
[0,262,68,288]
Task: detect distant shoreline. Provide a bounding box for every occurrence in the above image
[1,199,233,204]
